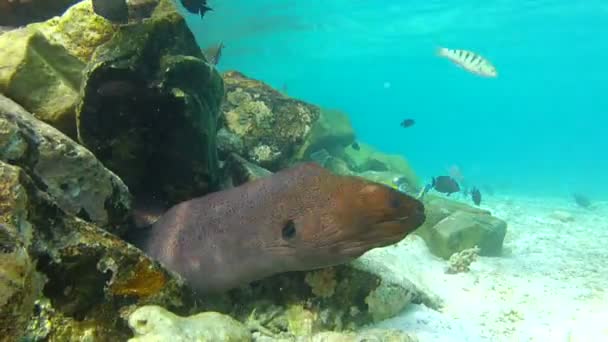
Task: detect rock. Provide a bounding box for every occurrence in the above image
[0,94,131,230]
[0,224,45,342]
[0,0,80,27]
[76,1,224,205]
[414,195,507,259]
[221,153,272,188]
[220,70,320,171]
[127,305,252,342]
[343,142,419,189]
[0,160,195,341]
[424,210,507,259]
[295,107,356,160]
[0,27,86,136]
[207,260,439,337]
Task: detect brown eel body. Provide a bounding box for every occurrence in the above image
[133,163,425,294]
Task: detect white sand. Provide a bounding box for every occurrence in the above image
[366,195,608,341]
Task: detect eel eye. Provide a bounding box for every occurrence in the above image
[282,219,296,240]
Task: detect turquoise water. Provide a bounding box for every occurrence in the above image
[184,1,608,199]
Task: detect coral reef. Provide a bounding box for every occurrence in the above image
[446,245,481,274]
[0,94,131,230]
[220,70,320,170]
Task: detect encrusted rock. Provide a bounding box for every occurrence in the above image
[220,70,320,171]
[0,94,131,230]
[0,224,45,341]
[0,160,195,341]
[205,260,439,337]
[76,1,224,205]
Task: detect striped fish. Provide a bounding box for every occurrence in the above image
[438,47,497,77]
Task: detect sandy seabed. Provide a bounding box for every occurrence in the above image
[366,195,608,341]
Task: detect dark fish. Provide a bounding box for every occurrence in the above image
[180,0,212,18]
[431,176,460,196]
[351,141,360,151]
[92,0,129,24]
[471,187,482,206]
[573,193,591,208]
[400,118,415,128]
[202,42,224,65]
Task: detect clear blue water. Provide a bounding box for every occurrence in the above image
[184,1,608,199]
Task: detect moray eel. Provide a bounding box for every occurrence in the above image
[133,163,425,294]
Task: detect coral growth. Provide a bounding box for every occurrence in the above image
[220,71,319,170]
[446,245,481,274]
[305,267,337,298]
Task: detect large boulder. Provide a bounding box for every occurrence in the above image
[0,160,196,341]
[424,210,507,259]
[0,94,131,230]
[219,70,320,171]
[415,195,507,259]
[76,0,224,205]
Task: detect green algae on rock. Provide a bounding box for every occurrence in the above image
[0,28,85,137]
[0,160,196,341]
[128,305,252,342]
[0,94,131,230]
[76,4,224,205]
[220,70,320,171]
